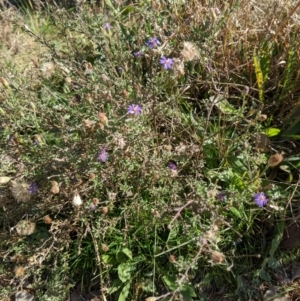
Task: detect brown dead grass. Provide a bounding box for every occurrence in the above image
[0,8,46,74]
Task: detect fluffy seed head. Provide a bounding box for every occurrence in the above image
[72,193,82,206]
[41,62,55,79]
[16,220,36,236]
[11,181,32,203]
[181,41,199,62]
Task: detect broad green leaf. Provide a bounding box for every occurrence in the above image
[162,275,178,291]
[180,284,196,300]
[229,207,242,219]
[267,257,280,269]
[269,223,284,257]
[265,128,281,137]
[122,248,133,260]
[116,248,132,262]
[118,262,134,283]
[118,281,131,301]
[259,269,271,281]
[107,279,122,294]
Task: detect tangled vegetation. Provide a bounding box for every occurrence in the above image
[1,0,300,300]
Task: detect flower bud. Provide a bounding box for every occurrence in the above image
[210,250,225,263]
[98,113,109,126]
[101,207,108,214]
[101,244,109,252]
[267,153,283,167]
[50,181,59,194]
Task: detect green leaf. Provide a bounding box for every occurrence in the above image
[229,207,242,219]
[118,262,135,283]
[180,284,196,300]
[162,275,178,291]
[107,279,122,294]
[118,281,131,301]
[269,222,284,257]
[267,257,280,269]
[259,269,271,281]
[265,128,281,137]
[116,248,132,262]
[121,248,133,260]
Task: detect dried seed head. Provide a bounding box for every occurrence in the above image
[207,189,218,198]
[14,266,25,278]
[173,58,185,76]
[0,77,9,88]
[101,206,108,214]
[50,181,59,194]
[88,173,96,180]
[122,89,128,97]
[258,114,267,122]
[16,220,36,236]
[43,215,52,224]
[82,119,95,131]
[41,62,55,79]
[92,198,99,205]
[101,244,109,252]
[98,113,109,126]
[181,41,199,62]
[268,153,283,167]
[210,250,225,263]
[169,254,176,263]
[164,144,172,151]
[65,77,72,85]
[72,193,82,206]
[86,93,93,104]
[11,181,32,203]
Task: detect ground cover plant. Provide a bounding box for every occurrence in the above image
[1,0,300,300]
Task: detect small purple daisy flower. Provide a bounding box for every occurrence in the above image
[145,37,160,49]
[127,104,142,115]
[253,192,268,207]
[159,56,174,70]
[167,162,177,170]
[102,22,112,30]
[216,193,226,202]
[27,183,38,194]
[97,149,108,163]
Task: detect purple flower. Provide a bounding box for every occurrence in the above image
[89,203,96,211]
[127,104,142,115]
[159,56,174,70]
[27,183,38,194]
[216,193,226,202]
[97,149,108,163]
[167,162,177,170]
[133,51,143,57]
[102,22,112,30]
[145,37,160,49]
[253,192,268,207]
